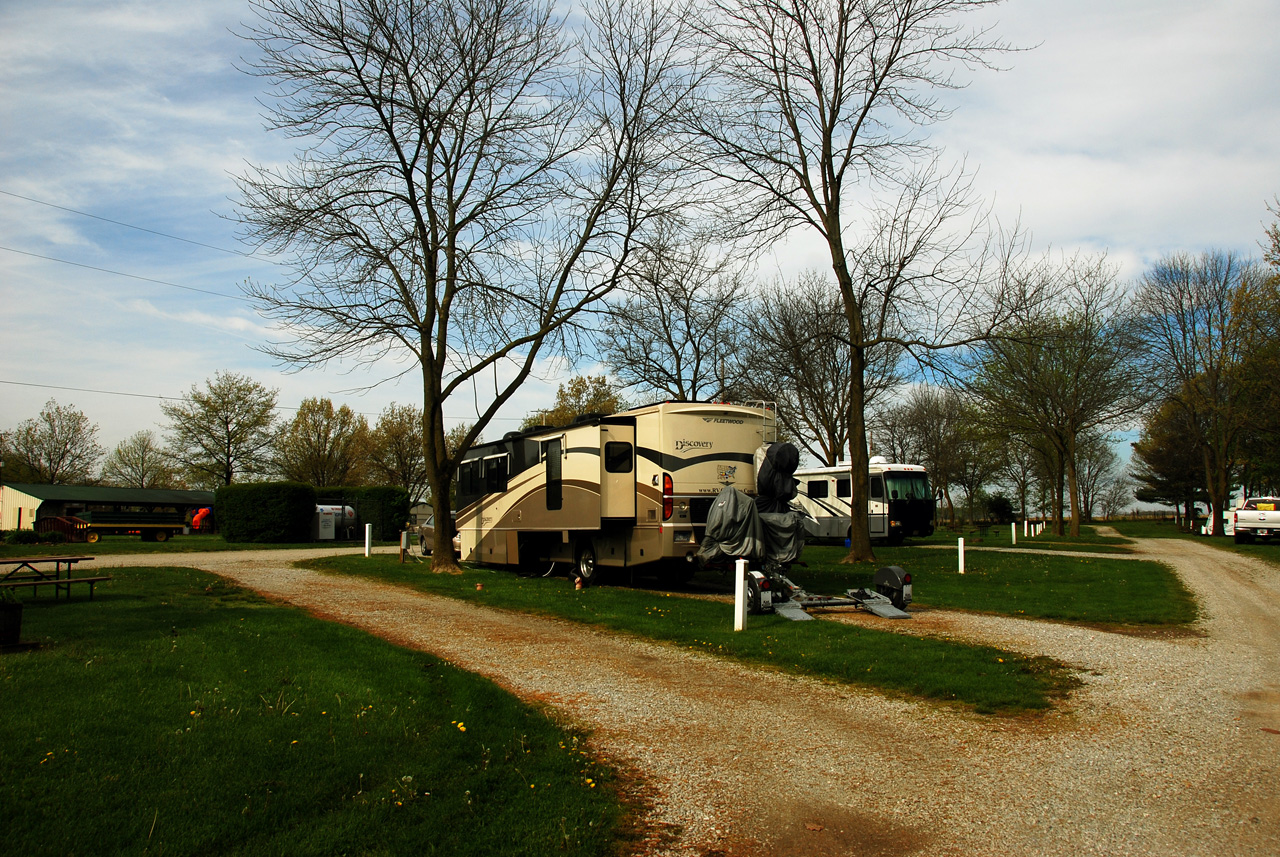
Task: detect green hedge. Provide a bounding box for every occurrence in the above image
[216,482,317,543]
[317,486,411,541]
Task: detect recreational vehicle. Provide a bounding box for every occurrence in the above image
[455,401,776,582]
[792,458,935,545]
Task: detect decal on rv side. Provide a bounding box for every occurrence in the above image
[717,465,737,484]
[675,439,713,452]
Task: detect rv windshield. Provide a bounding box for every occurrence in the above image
[884,473,931,501]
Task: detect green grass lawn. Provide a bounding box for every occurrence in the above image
[791,544,1199,627]
[903,523,1134,553]
[0,567,631,857]
[0,534,396,558]
[307,554,1081,715]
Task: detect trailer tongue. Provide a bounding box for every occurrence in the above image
[746,564,913,621]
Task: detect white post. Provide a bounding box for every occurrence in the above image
[365,523,373,557]
[399,529,408,564]
[734,558,748,631]
[958,537,965,574]
[1011,522,1017,546]
[1024,519,1028,537]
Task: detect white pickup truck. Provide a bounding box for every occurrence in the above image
[1232,497,1280,543]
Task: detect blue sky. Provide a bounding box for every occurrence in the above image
[2,0,1278,458]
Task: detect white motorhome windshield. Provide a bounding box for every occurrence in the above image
[885,472,931,501]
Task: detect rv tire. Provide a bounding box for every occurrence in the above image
[575,541,599,586]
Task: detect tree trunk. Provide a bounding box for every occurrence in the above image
[841,346,875,563]
[1064,441,1082,538]
[422,367,462,573]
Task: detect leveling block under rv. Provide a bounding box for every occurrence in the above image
[697,442,913,621]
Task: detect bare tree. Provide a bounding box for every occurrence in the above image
[101,431,177,489]
[743,271,901,466]
[274,397,368,486]
[1133,250,1270,535]
[237,0,694,568]
[871,385,968,526]
[5,400,103,485]
[162,372,279,488]
[686,0,1033,561]
[1073,430,1119,524]
[1098,472,1134,521]
[600,226,751,402]
[1264,195,1280,270]
[966,259,1144,536]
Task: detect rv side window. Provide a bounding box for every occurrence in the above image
[870,475,884,500]
[836,479,851,498]
[458,459,483,505]
[544,438,562,510]
[807,480,829,499]
[484,455,509,493]
[604,441,633,473]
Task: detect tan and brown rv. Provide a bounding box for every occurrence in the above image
[455,401,777,583]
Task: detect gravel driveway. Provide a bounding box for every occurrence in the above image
[86,534,1280,857]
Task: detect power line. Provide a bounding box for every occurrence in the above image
[0,379,526,422]
[0,188,275,261]
[0,244,246,300]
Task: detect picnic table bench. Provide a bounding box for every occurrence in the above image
[0,556,109,600]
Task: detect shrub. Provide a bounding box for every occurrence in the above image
[216,483,317,543]
[7,530,41,546]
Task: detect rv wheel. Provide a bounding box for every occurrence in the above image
[575,541,599,585]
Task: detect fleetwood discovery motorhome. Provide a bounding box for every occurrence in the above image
[792,457,935,545]
[455,401,776,582]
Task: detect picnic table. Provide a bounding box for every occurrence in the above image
[0,556,109,600]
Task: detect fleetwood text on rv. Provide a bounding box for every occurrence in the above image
[792,458,935,545]
[455,401,776,582]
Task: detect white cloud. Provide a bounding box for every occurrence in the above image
[2,0,1277,465]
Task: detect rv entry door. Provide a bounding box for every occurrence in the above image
[600,423,636,522]
[869,474,888,538]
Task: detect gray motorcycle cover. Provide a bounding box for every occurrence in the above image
[698,486,765,563]
[758,510,811,564]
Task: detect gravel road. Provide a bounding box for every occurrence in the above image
[85,535,1280,857]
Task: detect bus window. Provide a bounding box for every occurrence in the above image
[807,480,829,499]
[885,473,931,501]
[836,479,851,498]
[870,476,884,500]
[544,438,562,510]
[484,455,509,493]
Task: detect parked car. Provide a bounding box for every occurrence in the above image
[417,514,461,556]
[1232,497,1280,544]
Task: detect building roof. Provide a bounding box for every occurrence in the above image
[1,483,215,505]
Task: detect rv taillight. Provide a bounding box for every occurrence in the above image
[663,473,674,521]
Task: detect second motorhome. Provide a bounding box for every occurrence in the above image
[792,458,935,545]
[455,401,776,582]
